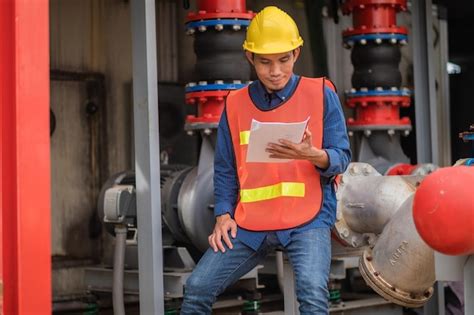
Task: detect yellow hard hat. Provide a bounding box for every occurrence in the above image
[243,6,304,54]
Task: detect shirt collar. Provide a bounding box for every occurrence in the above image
[257,74,298,102]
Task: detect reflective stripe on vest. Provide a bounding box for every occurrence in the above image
[225,76,326,231]
[240,182,305,203]
[239,131,250,145]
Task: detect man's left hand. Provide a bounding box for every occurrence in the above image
[266,128,329,169]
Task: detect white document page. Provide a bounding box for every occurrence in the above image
[246,117,310,163]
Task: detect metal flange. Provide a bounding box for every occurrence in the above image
[185,90,228,125]
[347,116,411,128]
[185,90,228,103]
[334,163,381,247]
[186,114,221,125]
[345,87,410,98]
[185,81,248,93]
[345,95,410,108]
[359,248,433,308]
[343,33,408,47]
[345,90,412,127]
[347,124,412,133]
[185,18,251,35]
[342,0,407,14]
[186,10,254,23]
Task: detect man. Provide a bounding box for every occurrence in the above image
[181,6,351,315]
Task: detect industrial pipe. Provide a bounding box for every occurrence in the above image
[359,195,435,308]
[185,0,253,130]
[333,163,439,307]
[413,166,474,256]
[340,171,415,233]
[275,251,285,295]
[334,162,421,247]
[385,163,438,176]
[341,0,418,174]
[177,0,255,251]
[113,226,127,315]
[342,0,411,132]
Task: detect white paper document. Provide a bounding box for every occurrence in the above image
[246,117,310,163]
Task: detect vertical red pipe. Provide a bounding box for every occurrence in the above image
[0,1,51,314]
[197,0,246,12]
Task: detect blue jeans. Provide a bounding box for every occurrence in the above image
[180,228,331,315]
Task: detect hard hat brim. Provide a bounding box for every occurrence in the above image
[243,38,303,55]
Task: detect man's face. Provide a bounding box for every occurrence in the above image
[246,48,300,92]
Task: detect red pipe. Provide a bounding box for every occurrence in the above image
[347,99,411,126]
[343,0,407,37]
[187,0,253,22]
[353,6,397,27]
[385,163,417,175]
[0,0,51,313]
[185,0,253,126]
[413,166,474,256]
[186,91,228,124]
[342,0,410,129]
[197,0,246,13]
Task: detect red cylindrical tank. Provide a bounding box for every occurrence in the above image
[413,166,474,256]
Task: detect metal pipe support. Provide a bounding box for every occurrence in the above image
[113,226,127,315]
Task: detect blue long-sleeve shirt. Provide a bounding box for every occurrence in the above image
[214,74,351,251]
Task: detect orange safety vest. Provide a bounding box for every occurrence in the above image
[226,77,328,231]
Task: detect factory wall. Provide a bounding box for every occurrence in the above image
[50,0,133,296]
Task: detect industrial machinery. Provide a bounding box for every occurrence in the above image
[341,0,438,177]
[93,161,473,313]
[3,0,472,313]
[83,1,471,314]
[342,0,412,173]
[179,0,255,252]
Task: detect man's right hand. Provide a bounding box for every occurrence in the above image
[208,213,237,253]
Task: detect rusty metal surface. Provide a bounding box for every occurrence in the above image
[51,80,101,258]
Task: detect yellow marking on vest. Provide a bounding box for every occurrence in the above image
[240,130,250,145]
[240,182,305,203]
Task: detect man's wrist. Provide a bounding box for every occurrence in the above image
[216,213,232,221]
[214,201,235,217]
[308,148,329,169]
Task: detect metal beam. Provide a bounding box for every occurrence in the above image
[412,0,439,164]
[423,281,445,315]
[131,0,164,314]
[0,0,51,313]
[438,14,452,166]
[465,256,474,315]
